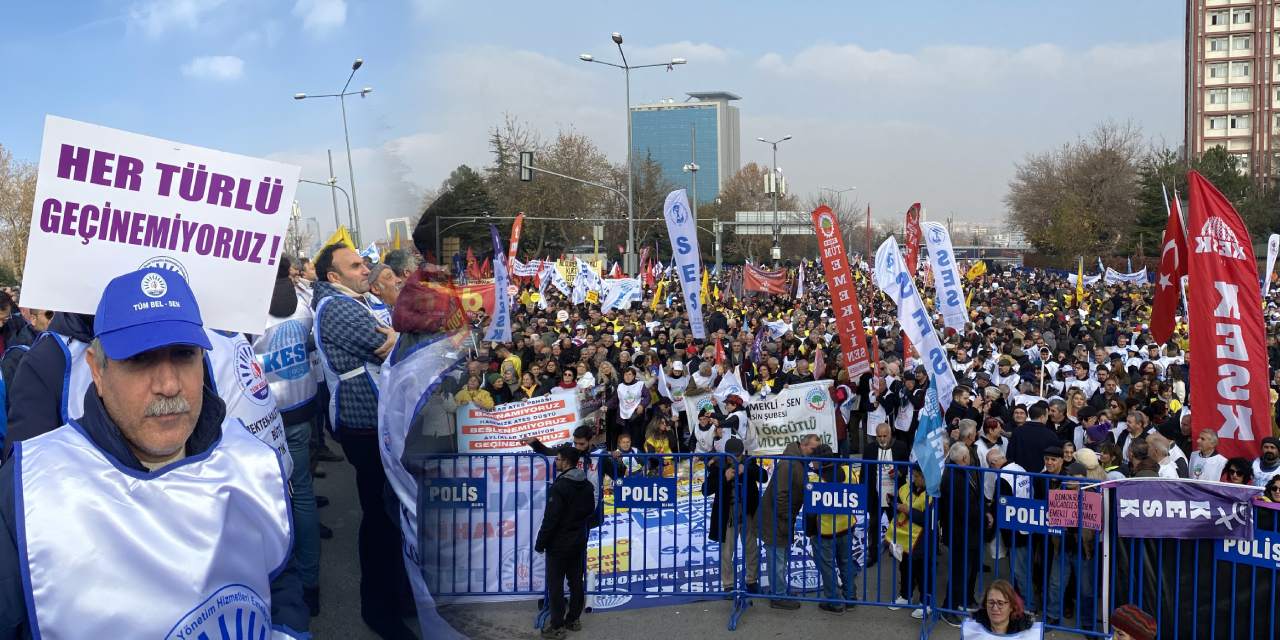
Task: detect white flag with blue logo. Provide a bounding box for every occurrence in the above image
[483,225,511,343]
[873,236,956,409]
[922,222,967,331]
[663,189,705,339]
[601,278,641,312]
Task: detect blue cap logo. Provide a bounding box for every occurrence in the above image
[141,273,168,298]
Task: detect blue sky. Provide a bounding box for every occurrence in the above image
[1,1,1184,242]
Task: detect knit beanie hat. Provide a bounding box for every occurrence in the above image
[1109,605,1157,640]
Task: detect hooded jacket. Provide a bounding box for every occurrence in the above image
[535,466,595,555]
[0,382,308,637]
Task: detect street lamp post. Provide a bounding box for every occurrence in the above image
[299,178,353,234]
[294,58,372,246]
[580,33,686,276]
[682,123,699,241]
[756,135,792,264]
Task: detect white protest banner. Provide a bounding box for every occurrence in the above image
[959,620,1044,639]
[748,380,837,454]
[683,392,714,429]
[22,116,299,334]
[1066,273,1101,288]
[455,395,580,452]
[1266,234,1279,298]
[713,366,747,412]
[874,236,957,409]
[601,278,642,312]
[1103,267,1149,285]
[922,222,968,331]
[663,189,706,339]
[483,225,511,342]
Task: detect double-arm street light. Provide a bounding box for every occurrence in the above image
[756,135,792,263]
[580,32,686,276]
[294,58,372,246]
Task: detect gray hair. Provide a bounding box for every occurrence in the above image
[90,337,108,370]
[946,442,970,464]
[1148,437,1170,459]
[958,419,978,441]
[367,263,392,287]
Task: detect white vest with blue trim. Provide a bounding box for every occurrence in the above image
[253,296,318,414]
[49,333,91,424]
[16,420,297,638]
[314,295,382,429]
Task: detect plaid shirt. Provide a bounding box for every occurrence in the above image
[313,281,386,431]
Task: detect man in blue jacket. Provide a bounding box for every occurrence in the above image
[0,267,307,637]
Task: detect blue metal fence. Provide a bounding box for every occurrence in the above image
[414,451,1278,638]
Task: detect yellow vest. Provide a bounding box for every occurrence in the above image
[885,483,928,551]
[819,466,859,537]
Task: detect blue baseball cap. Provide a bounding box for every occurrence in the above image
[94,268,212,360]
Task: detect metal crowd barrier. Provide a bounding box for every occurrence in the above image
[413,451,1276,638]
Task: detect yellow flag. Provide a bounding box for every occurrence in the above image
[700,268,710,305]
[965,288,974,308]
[964,260,987,281]
[651,281,666,310]
[314,226,355,259]
[1075,256,1085,309]
[392,228,402,251]
[713,284,721,301]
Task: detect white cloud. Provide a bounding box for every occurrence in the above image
[293,0,347,36]
[129,0,226,37]
[181,55,245,80]
[626,41,733,65]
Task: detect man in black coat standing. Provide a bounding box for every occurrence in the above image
[535,445,597,640]
[1006,402,1059,473]
[703,437,768,593]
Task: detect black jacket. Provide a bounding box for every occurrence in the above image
[702,457,768,543]
[0,383,308,638]
[535,467,596,555]
[1007,421,1059,473]
[939,466,984,549]
[3,313,95,459]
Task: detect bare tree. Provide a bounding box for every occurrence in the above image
[0,145,36,283]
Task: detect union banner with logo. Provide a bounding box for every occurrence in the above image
[811,205,870,378]
[743,263,789,295]
[747,380,838,454]
[1186,170,1269,460]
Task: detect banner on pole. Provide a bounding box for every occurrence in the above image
[662,189,705,338]
[483,225,511,342]
[20,116,299,334]
[812,206,870,378]
[921,221,968,332]
[873,236,957,408]
[743,264,789,295]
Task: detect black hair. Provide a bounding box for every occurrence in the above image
[572,425,593,441]
[1028,402,1049,421]
[314,243,346,282]
[558,444,582,467]
[0,290,12,311]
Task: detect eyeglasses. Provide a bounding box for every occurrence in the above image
[1269,487,1280,494]
[986,599,1010,609]
[1228,470,1245,477]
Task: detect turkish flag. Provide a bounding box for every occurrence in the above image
[1149,188,1187,345]
[1186,170,1270,460]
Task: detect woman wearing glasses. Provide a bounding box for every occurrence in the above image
[1222,457,1255,485]
[1261,477,1280,503]
[962,579,1038,637]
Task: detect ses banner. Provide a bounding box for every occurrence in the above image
[743,264,789,295]
[455,395,580,452]
[1186,170,1270,460]
[748,380,837,454]
[663,189,705,339]
[873,236,957,409]
[1116,479,1258,540]
[921,221,967,332]
[21,116,300,334]
[812,206,870,378]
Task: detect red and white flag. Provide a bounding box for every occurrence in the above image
[1149,186,1187,345]
[715,338,725,366]
[507,212,525,262]
[902,203,922,358]
[1186,170,1270,460]
[812,346,826,380]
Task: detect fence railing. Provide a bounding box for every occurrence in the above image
[415,451,1273,638]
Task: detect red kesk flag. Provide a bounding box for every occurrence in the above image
[507,212,525,262]
[1186,170,1270,460]
[1149,187,1187,345]
[812,205,871,378]
[743,264,789,295]
[902,203,922,357]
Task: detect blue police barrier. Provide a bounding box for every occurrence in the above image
[415,453,555,629]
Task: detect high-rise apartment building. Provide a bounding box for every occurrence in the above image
[1186,1,1279,177]
[630,92,741,202]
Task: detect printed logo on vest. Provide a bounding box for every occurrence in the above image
[261,319,311,381]
[235,341,272,405]
[165,583,271,640]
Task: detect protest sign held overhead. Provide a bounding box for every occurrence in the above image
[21,116,299,334]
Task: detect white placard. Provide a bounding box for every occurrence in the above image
[21,116,300,334]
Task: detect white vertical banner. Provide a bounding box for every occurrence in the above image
[1265,233,1279,298]
[873,236,957,409]
[663,189,705,339]
[483,225,511,342]
[921,222,967,331]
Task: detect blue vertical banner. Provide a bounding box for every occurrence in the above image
[484,224,511,342]
[913,385,947,497]
[872,236,957,408]
[663,189,705,339]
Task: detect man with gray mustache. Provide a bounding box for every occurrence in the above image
[0,268,307,638]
